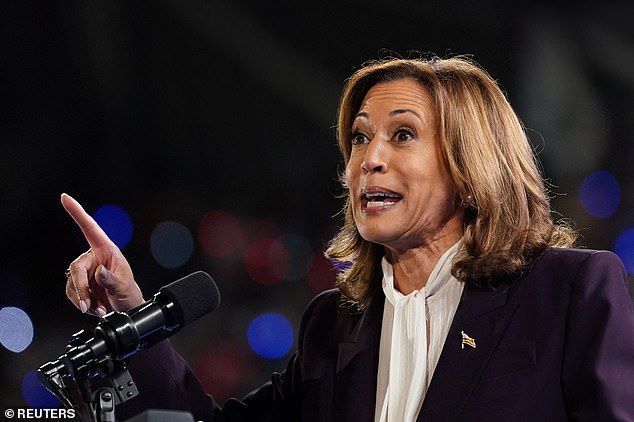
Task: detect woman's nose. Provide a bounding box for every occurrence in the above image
[361,139,387,174]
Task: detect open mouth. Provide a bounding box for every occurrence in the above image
[361,188,403,209]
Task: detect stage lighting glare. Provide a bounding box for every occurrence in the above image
[615,228,634,275]
[0,306,33,353]
[197,210,244,258]
[279,234,313,281]
[578,170,621,218]
[244,239,290,285]
[150,221,194,269]
[247,313,294,359]
[22,369,60,407]
[93,204,134,249]
[306,253,337,293]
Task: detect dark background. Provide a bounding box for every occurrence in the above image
[2,0,633,409]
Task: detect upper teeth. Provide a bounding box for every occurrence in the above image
[365,191,400,199]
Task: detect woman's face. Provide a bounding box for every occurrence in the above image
[345,78,464,253]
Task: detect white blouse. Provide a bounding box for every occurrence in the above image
[374,241,464,422]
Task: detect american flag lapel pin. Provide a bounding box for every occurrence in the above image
[461,331,476,349]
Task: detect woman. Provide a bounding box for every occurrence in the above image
[62,56,634,421]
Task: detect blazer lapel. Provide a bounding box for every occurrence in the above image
[333,293,385,421]
[418,283,517,421]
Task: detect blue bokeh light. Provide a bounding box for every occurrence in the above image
[578,170,621,218]
[247,313,294,359]
[615,228,634,275]
[150,221,194,269]
[93,205,133,249]
[22,370,60,407]
[0,307,34,353]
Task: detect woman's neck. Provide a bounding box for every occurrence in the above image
[385,233,461,295]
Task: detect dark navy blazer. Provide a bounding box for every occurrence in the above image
[117,248,634,421]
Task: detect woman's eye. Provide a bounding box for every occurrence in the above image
[351,132,369,145]
[395,129,414,142]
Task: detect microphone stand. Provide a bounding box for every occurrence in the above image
[38,325,139,422]
[86,360,138,422]
[38,271,220,421]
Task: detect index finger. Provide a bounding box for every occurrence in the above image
[61,193,113,249]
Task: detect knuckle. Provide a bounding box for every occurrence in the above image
[65,287,75,301]
[68,260,82,271]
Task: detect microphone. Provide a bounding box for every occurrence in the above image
[38,271,220,406]
[67,270,220,374]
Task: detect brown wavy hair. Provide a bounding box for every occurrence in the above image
[325,56,577,310]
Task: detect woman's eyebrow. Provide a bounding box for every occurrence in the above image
[353,109,425,125]
[390,109,423,122]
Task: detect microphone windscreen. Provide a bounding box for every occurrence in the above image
[158,271,221,324]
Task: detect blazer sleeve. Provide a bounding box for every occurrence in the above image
[114,339,222,421]
[562,250,634,420]
[115,289,339,422]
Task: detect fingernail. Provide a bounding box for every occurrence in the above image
[79,299,88,313]
[96,307,107,317]
[99,266,108,282]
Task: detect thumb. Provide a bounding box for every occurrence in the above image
[95,264,118,291]
[94,264,144,311]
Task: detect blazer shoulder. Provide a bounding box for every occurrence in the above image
[535,247,625,273]
[308,287,341,306]
[525,248,629,299]
[297,289,340,345]
[540,246,617,259]
[297,288,369,353]
[301,289,341,320]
